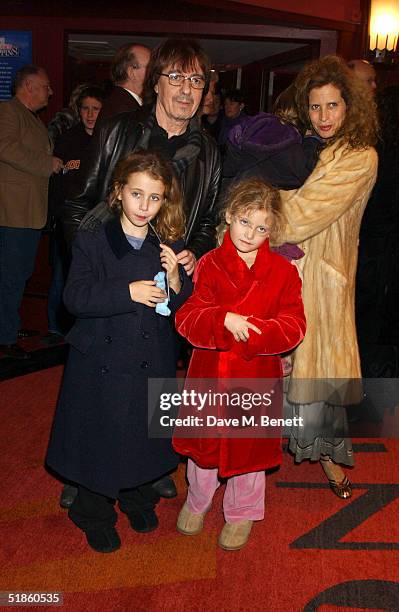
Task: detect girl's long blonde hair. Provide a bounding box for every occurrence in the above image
[218,178,284,245]
[108,150,185,242]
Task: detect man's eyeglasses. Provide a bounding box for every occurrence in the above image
[158,72,206,90]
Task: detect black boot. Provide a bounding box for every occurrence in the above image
[152,475,177,498]
[59,484,78,508]
[85,526,121,553]
[119,483,160,532]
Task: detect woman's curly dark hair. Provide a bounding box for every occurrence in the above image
[294,55,378,150]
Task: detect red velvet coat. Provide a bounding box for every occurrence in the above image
[173,231,306,476]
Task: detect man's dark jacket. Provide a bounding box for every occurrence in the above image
[61,106,221,258]
[96,85,140,123]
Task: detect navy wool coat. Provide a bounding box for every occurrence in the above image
[46,215,192,498]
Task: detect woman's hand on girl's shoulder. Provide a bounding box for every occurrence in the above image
[224,312,262,342]
[129,280,166,307]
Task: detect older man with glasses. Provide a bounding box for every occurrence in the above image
[61,38,220,274]
[56,38,221,505]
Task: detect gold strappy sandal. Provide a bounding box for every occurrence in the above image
[320,456,352,499]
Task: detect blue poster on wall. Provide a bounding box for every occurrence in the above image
[0,31,32,101]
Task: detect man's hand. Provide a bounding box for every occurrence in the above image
[224,312,262,342]
[52,156,64,174]
[176,249,196,276]
[129,280,166,307]
[160,244,181,293]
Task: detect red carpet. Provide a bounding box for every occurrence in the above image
[1,367,399,611]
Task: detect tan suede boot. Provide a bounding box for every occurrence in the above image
[218,520,253,551]
[177,503,207,535]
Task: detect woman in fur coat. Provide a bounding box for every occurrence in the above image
[279,56,378,497]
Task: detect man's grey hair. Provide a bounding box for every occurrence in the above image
[14,64,44,92]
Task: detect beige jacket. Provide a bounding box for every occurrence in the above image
[281,141,378,405]
[0,97,53,229]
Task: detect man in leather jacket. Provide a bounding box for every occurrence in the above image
[60,38,221,277]
[58,38,221,501]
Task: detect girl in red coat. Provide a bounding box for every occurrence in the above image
[173,178,306,551]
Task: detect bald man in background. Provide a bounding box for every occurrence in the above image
[348,59,377,93]
[97,43,151,121]
[0,65,63,360]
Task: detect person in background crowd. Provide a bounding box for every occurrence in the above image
[218,88,247,147]
[47,82,91,143]
[273,83,307,135]
[279,55,378,498]
[355,85,399,419]
[96,43,151,122]
[201,72,222,140]
[347,59,377,93]
[59,38,221,500]
[45,85,105,345]
[46,85,105,510]
[0,65,63,360]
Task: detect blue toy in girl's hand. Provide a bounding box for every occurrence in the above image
[154,271,171,316]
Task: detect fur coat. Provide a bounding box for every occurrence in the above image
[281,141,378,405]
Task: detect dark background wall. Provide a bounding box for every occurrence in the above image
[1,0,397,120]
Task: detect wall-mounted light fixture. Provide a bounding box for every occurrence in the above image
[368,0,399,63]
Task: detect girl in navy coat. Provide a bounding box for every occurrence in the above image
[47,151,192,553]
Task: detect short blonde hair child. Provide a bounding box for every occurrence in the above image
[218,177,284,245]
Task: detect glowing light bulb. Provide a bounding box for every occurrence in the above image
[369,0,399,50]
